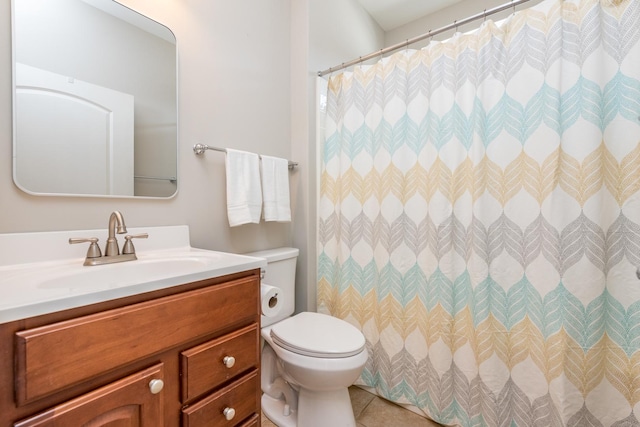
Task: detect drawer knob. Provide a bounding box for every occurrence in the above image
[223,407,236,421]
[223,356,236,368]
[149,379,164,394]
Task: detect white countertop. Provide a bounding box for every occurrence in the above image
[0,226,266,323]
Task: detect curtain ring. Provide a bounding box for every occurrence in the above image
[454,19,458,33]
[483,9,487,22]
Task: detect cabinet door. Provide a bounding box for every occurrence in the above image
[14,364,164,427]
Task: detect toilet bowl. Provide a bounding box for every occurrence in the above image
[261,312,367,427]
[245,248,367,427]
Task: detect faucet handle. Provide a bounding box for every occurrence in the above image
[69,237,102,259]
[122,233,149,255]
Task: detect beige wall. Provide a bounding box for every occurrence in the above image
[291,0,312,314]
[0,0,294,255]
[304,0,385,312]
[310,0,385,72]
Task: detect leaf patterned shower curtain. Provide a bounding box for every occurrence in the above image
[318,0,640,425]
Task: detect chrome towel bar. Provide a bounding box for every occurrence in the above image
[193,143,298,170]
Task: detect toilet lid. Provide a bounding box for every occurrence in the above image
[270,312,366,358]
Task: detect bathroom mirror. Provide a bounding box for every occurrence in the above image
[12,0,178,198]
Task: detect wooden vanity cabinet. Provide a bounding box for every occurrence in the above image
[13,364,165,427]
[0,269,262,427]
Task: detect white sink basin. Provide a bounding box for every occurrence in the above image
[37,252,226,291]
[0,226,267,323]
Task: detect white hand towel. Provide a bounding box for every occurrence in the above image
[261,155,291,222]
[225,149,262,227]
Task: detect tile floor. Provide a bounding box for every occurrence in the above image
[261,386,443,427]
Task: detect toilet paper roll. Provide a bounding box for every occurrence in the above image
[261,283,282,318]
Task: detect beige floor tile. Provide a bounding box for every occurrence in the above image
[349,386,377,418]
[357,396,442,427]
[261,412,278,427]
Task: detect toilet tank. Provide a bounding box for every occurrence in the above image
[244,247,299,327]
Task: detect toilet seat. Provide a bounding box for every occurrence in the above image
[270,312,365,358]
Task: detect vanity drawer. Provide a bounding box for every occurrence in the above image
[238,415,259,427]
[182,370,259,427]
[181,323,259,402]
[15,276,258,405]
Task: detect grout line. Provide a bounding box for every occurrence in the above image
[355,395,379,424]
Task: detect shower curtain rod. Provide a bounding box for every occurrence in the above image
[317,0,532,77]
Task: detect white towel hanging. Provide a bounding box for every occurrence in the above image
[261,155,291,222]
[225,149,262,226]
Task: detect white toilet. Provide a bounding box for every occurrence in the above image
[246,247,367,427]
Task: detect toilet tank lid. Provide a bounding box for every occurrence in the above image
[244,247,299,263]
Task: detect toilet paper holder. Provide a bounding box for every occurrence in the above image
[260,282,282,317]
[267,294,278,309]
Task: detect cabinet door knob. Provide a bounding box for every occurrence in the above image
[223,407,236,420]
[149,379,164,394]
[223,356,236,368]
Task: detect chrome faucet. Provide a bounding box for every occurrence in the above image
[69,211,148,266]
[105,210,127,256]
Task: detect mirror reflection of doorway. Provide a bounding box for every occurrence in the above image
[15,63,134,195]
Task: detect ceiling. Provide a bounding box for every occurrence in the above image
[356,0,462,31]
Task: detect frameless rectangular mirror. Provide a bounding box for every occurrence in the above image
[12,0,178,198]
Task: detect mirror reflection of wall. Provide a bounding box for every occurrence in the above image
[13,0,178,198]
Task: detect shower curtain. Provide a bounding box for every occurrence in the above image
[318,0,640,425]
